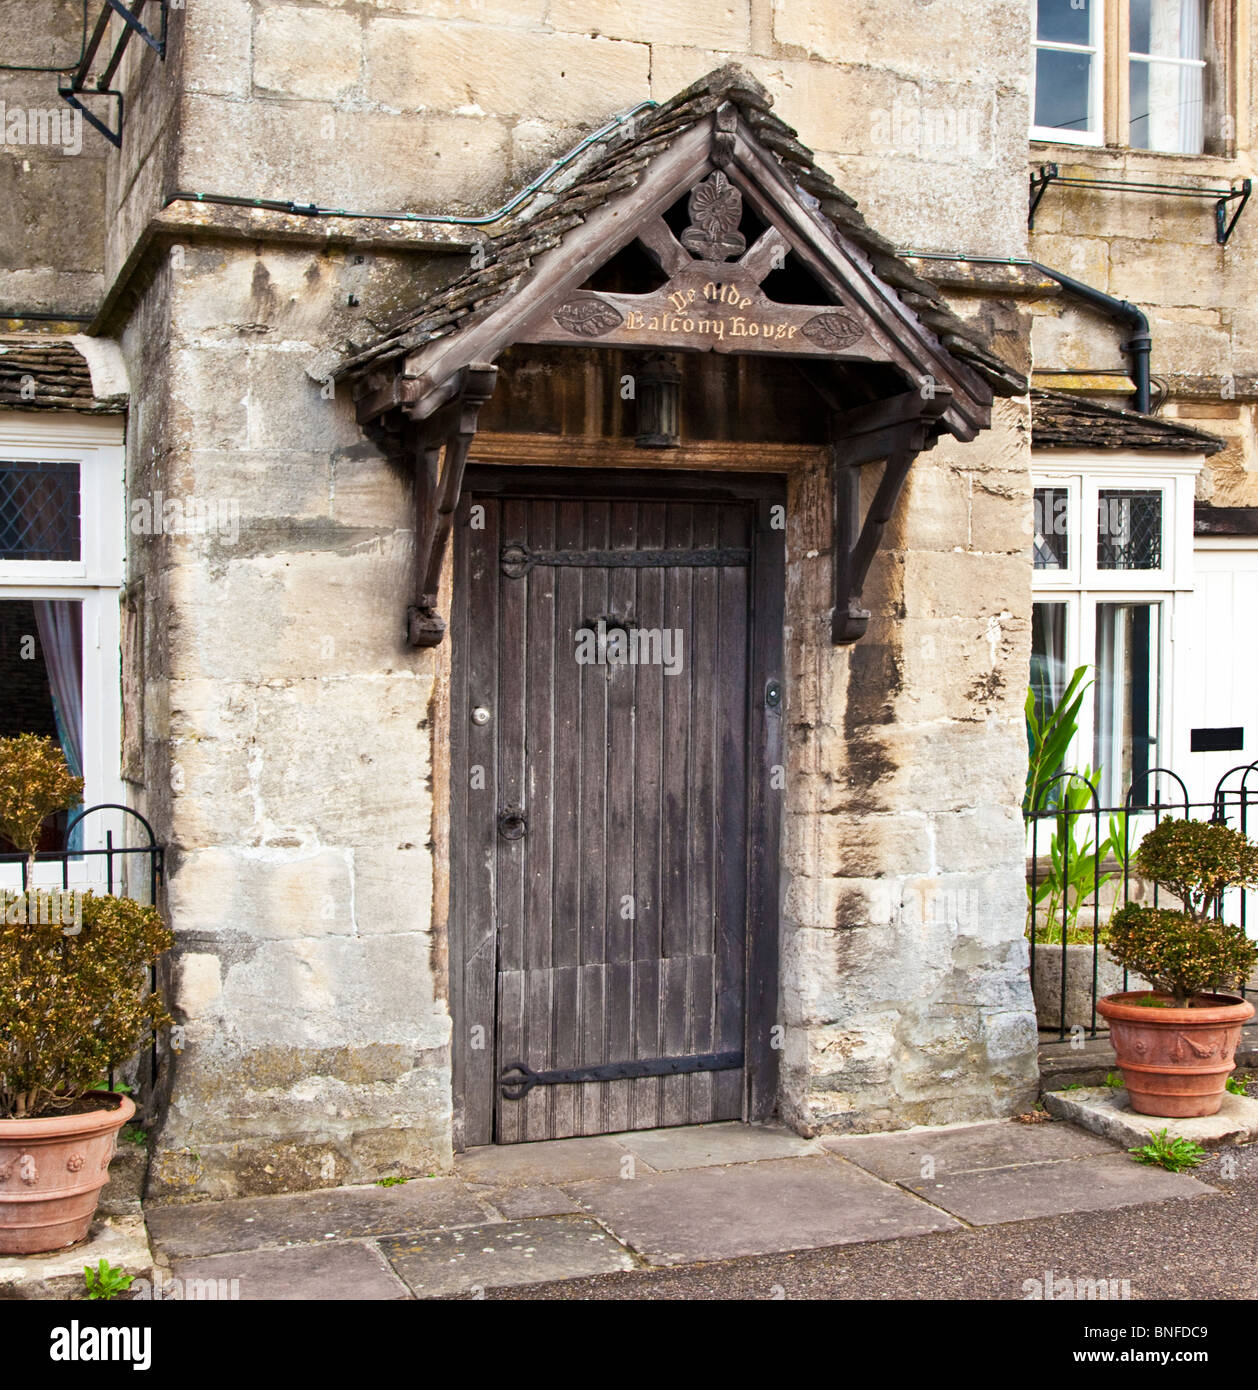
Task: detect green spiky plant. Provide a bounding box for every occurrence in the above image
[1025,668,1126,941]
[1129,1129,1207,1172]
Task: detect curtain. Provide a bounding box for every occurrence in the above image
[1178,0,1204,154]
[33,599,83,779]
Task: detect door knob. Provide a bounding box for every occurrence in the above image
[471,706,491,725]
[497,808,527,840]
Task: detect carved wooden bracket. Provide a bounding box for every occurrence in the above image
[401,362,498,647]
[830,387,953,644]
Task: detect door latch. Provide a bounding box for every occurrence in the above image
[497,808,527,840]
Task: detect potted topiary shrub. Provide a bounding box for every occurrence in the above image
[0,734,172,1254]
[1100,817,1258,1119]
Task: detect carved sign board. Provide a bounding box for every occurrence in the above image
[537,277,874,356]
[518,171,892,363]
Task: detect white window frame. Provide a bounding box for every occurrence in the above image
[1032,0,1107,146]
[1127,0,1208,154]
[0,413,125,891]
[1031,450,1204,803]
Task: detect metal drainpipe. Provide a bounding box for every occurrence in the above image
[902,251,1153,415]
[1030,264,1152,415]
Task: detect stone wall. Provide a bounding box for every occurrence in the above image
[2,1,1046,1193]
[117,239,457,1197]
[0,0,109,319]
[778,394,1039,1133]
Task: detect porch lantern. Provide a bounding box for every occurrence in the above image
[634,353,681,448]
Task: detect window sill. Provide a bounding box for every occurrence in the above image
[1029,140,1239,175]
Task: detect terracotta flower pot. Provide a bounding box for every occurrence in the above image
[0,1095,135,1255]
[1097,991,1255,1119]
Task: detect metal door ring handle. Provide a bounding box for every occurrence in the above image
[498,810,526,840]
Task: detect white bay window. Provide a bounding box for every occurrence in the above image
[1031,453,1200,807]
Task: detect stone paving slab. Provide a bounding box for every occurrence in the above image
[620,1121,825,1170]
[381,1217,637,1298]
[566,1155,960,1265]
[146,1178,493,1259]
[1044,1087,1258,1150]
[825,1118,1120,1182]
[456,1135,648,1186]
[902,1151,1215,1225]
[169,1239,410,1300]
[477,1184,583,1219]
[0,1216,153,1301]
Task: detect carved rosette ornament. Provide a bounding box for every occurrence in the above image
[66,1153,85,1173]
[680,172,746,262]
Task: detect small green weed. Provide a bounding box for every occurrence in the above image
[1129,1129,1206,1172]
[84,1259,134,1301]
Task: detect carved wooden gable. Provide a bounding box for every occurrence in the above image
[330,66,1026,649]
[535,172,869,359]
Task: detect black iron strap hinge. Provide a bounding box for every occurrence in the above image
[500,543,751,578]
[499,1050,743,1100]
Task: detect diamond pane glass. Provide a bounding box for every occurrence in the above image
[1034,486,1070,570]
[1097,489,1162,570]
[0,461,81,561]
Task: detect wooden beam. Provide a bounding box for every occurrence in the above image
[407,362,498,647]
[829,387,953,644]
[729,123,992,439]
[737,226,791,286]
[636,216,692,277]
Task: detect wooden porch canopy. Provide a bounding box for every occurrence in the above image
[325,65,1026,647]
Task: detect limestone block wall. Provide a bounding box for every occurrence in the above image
[0,0,111,318]
[157,0,1032,263]
[119,240,453,1199]
[1030,151,1258,506]
[778,395,1039,1134]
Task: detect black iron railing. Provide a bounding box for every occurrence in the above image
[1027,763,1258,1042]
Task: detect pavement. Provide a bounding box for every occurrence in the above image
[136,1113,1237,1300]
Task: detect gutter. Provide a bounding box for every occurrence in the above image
[903,251,1153,414]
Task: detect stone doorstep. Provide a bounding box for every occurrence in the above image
[1044,1086,1258,1151]
[0,1215,154,1301]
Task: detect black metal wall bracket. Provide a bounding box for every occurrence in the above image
[57,0,168,149]
[1030,163,1252,245]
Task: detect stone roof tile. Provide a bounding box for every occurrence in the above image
[1031,389,1225,453]
[330,65,1027,398]
[0,336,123,415]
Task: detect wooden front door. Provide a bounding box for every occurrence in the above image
[451,468,783,1146]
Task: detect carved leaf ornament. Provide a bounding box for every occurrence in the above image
[552,295,624,338]
[801,312,865,351]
